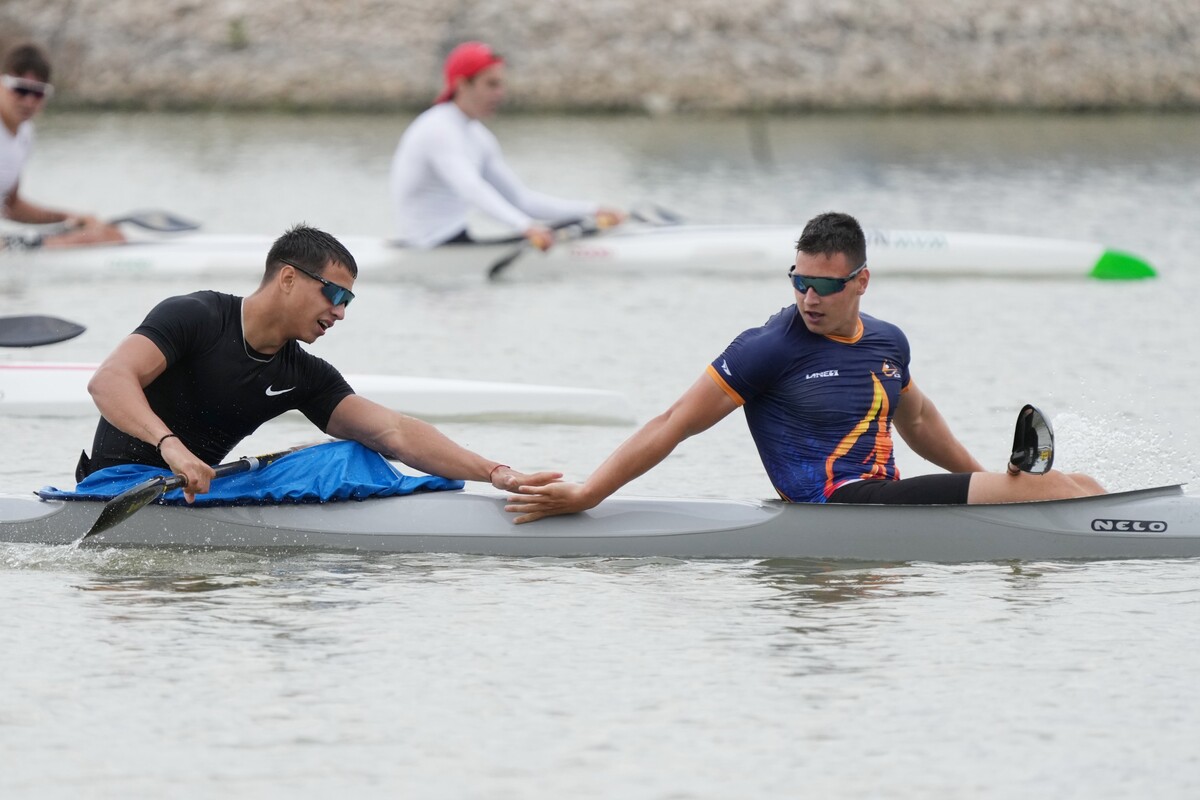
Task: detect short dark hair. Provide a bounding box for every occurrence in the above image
[795,212,867,268]
[264,223,358,281]
[3,43,52,82]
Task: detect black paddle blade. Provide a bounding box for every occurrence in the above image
[81,476,168,541]
[1010,404,1055,475]
[488,243,531,280]
[113,210,201,233]
[0,315,86,347]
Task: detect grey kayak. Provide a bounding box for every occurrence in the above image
[2,484,1199,562]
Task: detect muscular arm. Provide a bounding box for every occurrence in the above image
[87,333,215,500]
[3,181,71,225]
[892,380,986,473]
[4,183,121,245]
[506,373,739,523]
[325,394,560,490]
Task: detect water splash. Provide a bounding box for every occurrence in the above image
[1051,411,1193,493]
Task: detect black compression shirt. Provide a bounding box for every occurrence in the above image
[85,291,353,473]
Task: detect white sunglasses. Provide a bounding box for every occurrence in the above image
[2,74,54,100]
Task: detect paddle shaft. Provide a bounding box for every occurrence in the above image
[487,217,594,279]
[158,453,274,493]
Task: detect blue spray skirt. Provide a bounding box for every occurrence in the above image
[39,441,464,506]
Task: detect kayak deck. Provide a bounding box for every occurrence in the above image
[3,225,1157,283]
[0,362,636,425]
[2,484,1198,562]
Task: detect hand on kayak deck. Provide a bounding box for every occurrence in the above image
[489,467,562,493]
[505,481,594,524]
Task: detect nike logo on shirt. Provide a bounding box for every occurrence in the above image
[265,386,295,396]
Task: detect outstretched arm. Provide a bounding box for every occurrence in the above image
[325,394,561,491]
[506,374,739,523]
[892,380,985,473]
[4,180,74,225]
[3,182,124,246]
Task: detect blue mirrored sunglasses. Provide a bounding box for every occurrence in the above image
[281,260,355,307]
[787,261,867,296]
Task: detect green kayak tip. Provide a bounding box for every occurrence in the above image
[1090,249,1157,280]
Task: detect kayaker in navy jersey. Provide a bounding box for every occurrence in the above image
[82,224,561,503]
[506,211,1105,523]
[0,42,124,249]
[389,41,624,250]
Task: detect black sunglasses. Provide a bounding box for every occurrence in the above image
[788,261,867,297]
[280,260,355,307]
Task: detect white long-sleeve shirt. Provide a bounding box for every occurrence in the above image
[389,103,596,247]
[0,120,34,214]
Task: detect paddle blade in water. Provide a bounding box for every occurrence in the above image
[1010,404,1055,474]
[80,476,169,541]
[488,243,529,279]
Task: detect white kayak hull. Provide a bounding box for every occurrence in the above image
[4,224,1155,282]
[0,362,634,425]
[2,485,1197,562]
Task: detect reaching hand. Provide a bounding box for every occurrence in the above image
[504,481,595,524]
[594,208,626,229]
[489,466,562,493]
[524,225,555,251]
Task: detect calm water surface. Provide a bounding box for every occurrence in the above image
[2,111,1200,798]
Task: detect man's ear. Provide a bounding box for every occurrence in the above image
[278,263,297,294]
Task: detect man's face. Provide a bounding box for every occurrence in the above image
[288,261,356,344]
[791,251,868,339]
[0,72,51,128]
[455,64,506,119]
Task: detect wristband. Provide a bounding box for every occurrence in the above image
[156,433,180,455]
[488,464,510,480]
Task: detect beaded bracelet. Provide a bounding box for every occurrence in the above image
[156,433,180,455]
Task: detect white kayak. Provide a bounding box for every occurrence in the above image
[0,361,635,425]
[3,220,1156,282]
[1,484,1198,562]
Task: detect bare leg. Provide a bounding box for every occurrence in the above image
[967,469,1106,504]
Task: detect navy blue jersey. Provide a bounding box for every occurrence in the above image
[708,307,912,503]
[87,291,353,472]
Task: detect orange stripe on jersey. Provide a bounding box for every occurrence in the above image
[705,364,745,405]
[863,374,894,480]
[823,373,895,495]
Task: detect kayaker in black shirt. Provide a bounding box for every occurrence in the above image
[83,223,560,502]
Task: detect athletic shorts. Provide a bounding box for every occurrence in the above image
[826,473,972,505]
